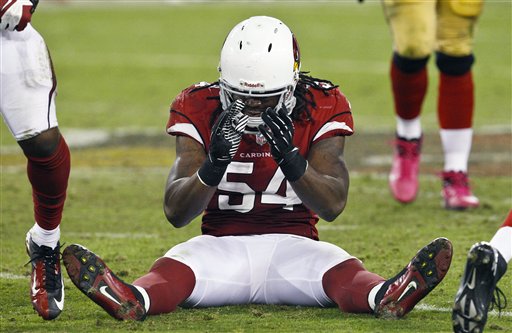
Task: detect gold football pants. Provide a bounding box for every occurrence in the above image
[382,0,483,58]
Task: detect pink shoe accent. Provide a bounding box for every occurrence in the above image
[441,171,479,210]
[389,136,422,203]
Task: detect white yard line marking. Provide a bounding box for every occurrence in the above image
[416,303,512,318]
[363,152,512,167]
[0,273,509,319]
[65,232,159,239]
[2,126,510,153]
[0,272,27,280]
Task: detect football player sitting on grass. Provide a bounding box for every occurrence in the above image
[63,16,453,321]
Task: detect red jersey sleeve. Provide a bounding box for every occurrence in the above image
[308,87,354,143]
[166,82,221,149]
[291,86,354,157]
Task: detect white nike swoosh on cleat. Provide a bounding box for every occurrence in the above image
[467,268,477,290]
[99,286,121,305]
[397,281,417,302]
[54,293,64,311]
[31,276,39,295]
[53,276,65,311]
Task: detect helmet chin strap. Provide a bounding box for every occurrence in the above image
[246,116,264,129]
[244,124,261,134]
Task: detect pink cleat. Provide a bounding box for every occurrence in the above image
[389,136,422,203]
[441,171,479,210]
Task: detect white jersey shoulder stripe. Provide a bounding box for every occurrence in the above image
[313,121,353,142]
[167,123,205,147]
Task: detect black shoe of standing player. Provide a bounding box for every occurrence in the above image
[26,232,64,320]
[452,242,508,333]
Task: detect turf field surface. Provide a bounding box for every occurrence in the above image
[1,2,510,332]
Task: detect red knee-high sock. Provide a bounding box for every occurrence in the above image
[438,71,474,129]
[322,259,385,313]
[501,210,512,228]
[391,61,428,120]
[26,137,70,231]
[133,257,195,315]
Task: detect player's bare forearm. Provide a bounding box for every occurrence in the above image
[163,137,216,228]
[289,137,349,221]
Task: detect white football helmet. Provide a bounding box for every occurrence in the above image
[218,16,301,131]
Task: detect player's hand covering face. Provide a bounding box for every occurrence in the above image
[208,100,249,167]
[259,106,295,164]
[198,100,249,187]
[258,106,307,182]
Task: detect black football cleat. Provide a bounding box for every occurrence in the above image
[26,233,64,320]
[375,237,453,319]
[62,244,146,321]
[452,242,508,333]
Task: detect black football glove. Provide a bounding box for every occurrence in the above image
[197,100,249,186]
[258,106,307,182]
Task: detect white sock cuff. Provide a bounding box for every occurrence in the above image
[440,128,473,172]
[490,226,512,263]
[367,282,385,311]
[29,223,60,249]
[396,116,422,140]
[134,285,151,313]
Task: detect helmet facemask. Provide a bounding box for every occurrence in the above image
[218,16,301,134]
[219,82,296,133]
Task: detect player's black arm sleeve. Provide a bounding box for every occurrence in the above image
[288,136,349,222]
[163,136,217,228]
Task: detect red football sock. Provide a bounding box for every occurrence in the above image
[438,71,474,129]
[322,259,385,313]
[26,137,70,231]
[133,257,195,315]
[391,61,428,120]
[501,210,512,228]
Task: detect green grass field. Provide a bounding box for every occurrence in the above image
[1,2,511,332]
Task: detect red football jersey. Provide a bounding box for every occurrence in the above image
[167,82,354,240]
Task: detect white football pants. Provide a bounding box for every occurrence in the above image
[164,233,355,308]
[1,24,58,141]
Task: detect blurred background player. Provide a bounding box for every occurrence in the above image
[1,0,70,320]
[62,16,452,322]
[382,0,482,209]
[453,210,511,333]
